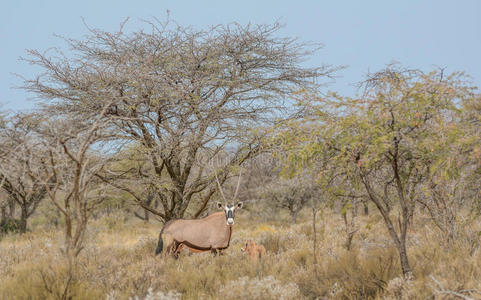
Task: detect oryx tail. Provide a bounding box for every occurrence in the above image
[155,230,164,255]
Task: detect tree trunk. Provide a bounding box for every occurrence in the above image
[398,239,412,279]
[291,210,298,224]
[381,215,412,278]
[377,209,412,278]
[19,206,28,233]
[311,206,318,267]
[360,172,412,279]
[65,216,73,256]
[342,211,357,251]
[0,205,6,232]
[1,204,6,222]
[144,209,149,222]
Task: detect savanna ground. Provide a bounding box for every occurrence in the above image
[1,205,480,300]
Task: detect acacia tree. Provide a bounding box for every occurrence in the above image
[415,86,481,244]
[416,133,478,243]
[22,19,336,221]
[280,66,475,278]
[0,114,49,233]
[461,93,481,213]
[31,102,114,257]
[262,174,316,224]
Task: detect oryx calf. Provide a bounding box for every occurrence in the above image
[241,239,266,261]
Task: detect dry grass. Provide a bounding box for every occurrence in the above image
[1,208,480,299]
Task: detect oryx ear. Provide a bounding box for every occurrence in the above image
[236,201,243,209]
[217,202,223,209]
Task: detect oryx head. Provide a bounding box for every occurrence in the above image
[217,201,243,225]
[215,169,243,225]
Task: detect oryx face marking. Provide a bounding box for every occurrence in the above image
[217,202,243,225]
[225,205,236,225]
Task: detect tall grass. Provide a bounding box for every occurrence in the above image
[0,208,480,299]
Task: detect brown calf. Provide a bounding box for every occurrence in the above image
[241,239,266,261]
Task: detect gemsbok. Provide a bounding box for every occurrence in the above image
[155,171,243,257]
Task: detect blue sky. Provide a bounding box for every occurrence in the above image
[1,0,480,110]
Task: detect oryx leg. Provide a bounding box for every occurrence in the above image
[175,243,185,253]
[162,233,175,258]
[172,241,184,259]
[211,248,225,256]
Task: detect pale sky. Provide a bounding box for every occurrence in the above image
[1,0,480,110]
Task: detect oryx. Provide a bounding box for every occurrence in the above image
[155,170,243,257]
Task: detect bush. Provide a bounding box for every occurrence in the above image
[0,218,21,234]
